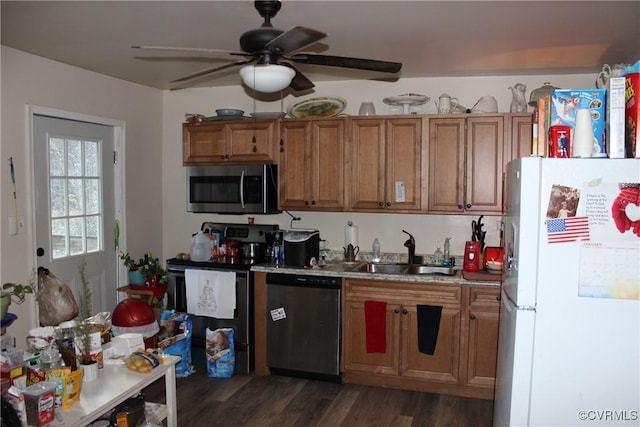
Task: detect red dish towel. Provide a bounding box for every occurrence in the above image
[364,300,387,353]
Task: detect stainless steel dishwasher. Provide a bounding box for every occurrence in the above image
[266,272,342,382]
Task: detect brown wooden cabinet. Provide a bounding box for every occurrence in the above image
[343,279,472,395]
[462,286,500,393]
[427,115,506,214]
[349,117,423,212]
[182,120,276,164]
[342,278,499,399]
[509,113,534,161]
[278,118,346,210]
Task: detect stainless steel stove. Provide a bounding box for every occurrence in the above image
[166,222,279,374]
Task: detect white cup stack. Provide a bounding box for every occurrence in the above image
[572,109,594,158]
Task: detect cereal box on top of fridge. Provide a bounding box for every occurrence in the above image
[624,60,640,158]
[550,88,606,157]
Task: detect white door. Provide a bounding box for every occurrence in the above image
[33,115,117,319]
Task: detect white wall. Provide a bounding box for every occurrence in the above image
[161,73,595,259]
[1,46,163,343]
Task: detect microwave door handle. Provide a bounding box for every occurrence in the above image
[240,170,245,209]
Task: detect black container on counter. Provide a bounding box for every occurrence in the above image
[283,229,320,267]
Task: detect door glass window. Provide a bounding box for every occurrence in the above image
[48,135,102,258]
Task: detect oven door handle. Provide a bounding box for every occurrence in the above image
[240,170,245,209]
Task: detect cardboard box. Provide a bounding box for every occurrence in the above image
[625,60,640,158]
[607,77,627,158]
[551,89,606,157]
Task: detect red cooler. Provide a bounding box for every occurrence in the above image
[112,298,159,348]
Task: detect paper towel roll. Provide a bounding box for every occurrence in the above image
[572,109,594,158]
[345,222,359,259]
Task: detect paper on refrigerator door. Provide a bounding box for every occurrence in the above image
[395,181,405,202]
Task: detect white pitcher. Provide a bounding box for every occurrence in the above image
[435,94,459,114]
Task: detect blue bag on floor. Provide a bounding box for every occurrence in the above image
[206,328,235,378]
[158,311,194,377]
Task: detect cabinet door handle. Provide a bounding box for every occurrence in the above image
[304,200,310,206]
[402,308,408,315]
[220,155,226,160]
[311,200,316,205]
[378,201,384,207]
[470,314,477,320]
[394,308,400,314]
[496,295,501,301]
[457,204,464,210]
[386,202,392,207]
[465,203,472,209]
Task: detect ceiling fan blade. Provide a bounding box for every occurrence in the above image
[170,59,255,84]
[266,26,326,54]
[282,63,315,91]
[290,53,402,73]
[132,45,247,56]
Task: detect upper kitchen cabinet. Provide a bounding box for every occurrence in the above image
[182,120,276,165]
[349,117,423,212]
[278,118,346,211]
[427,115,506,214]
[509,113,534,161]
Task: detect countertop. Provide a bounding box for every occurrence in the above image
[251,262,501,287]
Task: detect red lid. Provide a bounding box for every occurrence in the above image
[112,298,155,327]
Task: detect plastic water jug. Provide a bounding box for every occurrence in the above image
[190,231,211,262]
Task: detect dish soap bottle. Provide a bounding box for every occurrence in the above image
[433,244,443,265]
[372,237,381,263]
[443,237,451,265]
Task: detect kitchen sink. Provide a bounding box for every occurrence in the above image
[353,263,457,276]
[407,264,456,276]
[353,263,409,274]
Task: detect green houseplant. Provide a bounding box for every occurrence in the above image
[75,260,96,367]
[1,281,34,319]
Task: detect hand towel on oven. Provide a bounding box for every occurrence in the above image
[417,305,442,355]
[364,300,387,353]
[185,269,236,319]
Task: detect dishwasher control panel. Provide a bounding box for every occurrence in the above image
[266,273,341,288]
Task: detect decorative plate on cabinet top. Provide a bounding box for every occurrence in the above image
[287,96,347,118]
[383,93,430,106]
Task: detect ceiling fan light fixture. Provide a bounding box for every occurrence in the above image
[239,64,295,93]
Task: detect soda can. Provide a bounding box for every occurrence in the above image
[549,125,571,158]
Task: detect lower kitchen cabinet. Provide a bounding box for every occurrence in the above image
[463,286,500,391]
[342,278,498,400]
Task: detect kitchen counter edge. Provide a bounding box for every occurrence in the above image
[251,264,500,287]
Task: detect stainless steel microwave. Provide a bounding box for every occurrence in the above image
[186,164,279,214]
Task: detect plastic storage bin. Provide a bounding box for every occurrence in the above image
[23,382,56,426]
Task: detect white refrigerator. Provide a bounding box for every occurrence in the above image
[494,157,640,427]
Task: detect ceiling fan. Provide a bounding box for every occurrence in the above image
[132,0,402,92]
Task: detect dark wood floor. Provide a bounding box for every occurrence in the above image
[143,368,494,427]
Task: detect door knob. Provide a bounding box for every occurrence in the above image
[37,248,45,257]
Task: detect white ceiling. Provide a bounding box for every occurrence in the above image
[2,1,639,91]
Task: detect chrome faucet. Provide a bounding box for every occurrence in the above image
[402,229,416,265]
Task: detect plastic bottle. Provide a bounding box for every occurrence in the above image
[443,237,451,265]
[372,237,381,262]
[433,245,443,265]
